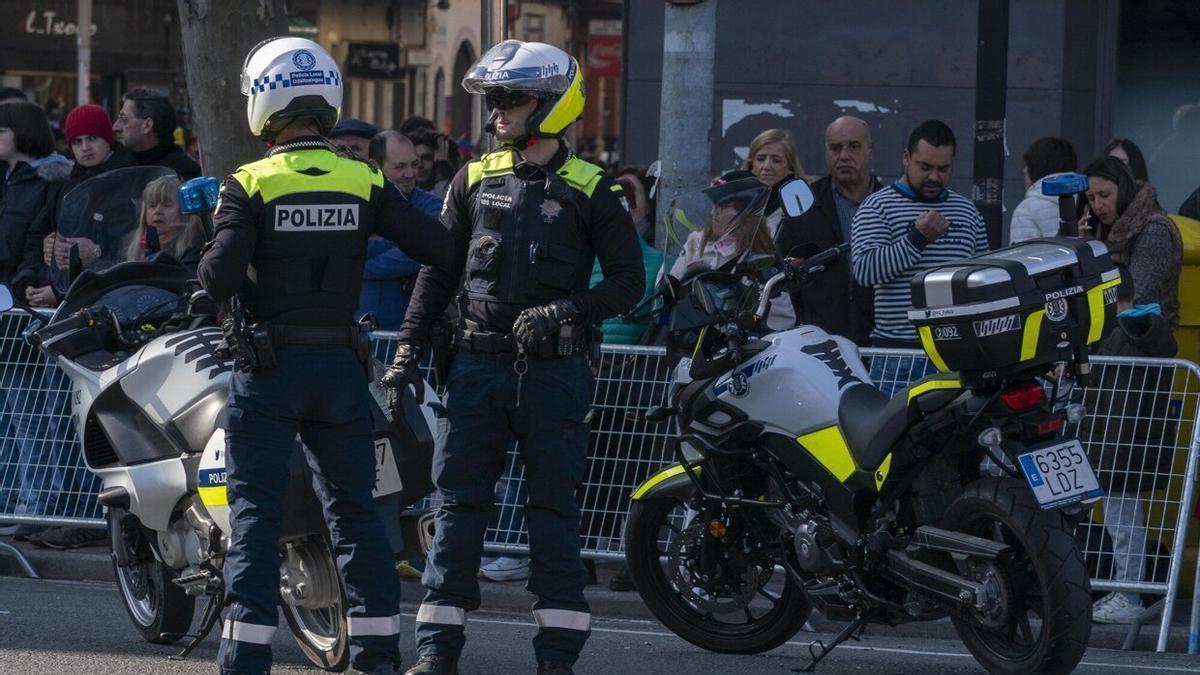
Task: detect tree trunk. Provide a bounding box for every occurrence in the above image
[176,0,289,180]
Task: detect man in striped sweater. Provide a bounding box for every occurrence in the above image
[851,120,989,394]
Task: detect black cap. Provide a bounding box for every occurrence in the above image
[330,118,379,140]
[704,175,766,211]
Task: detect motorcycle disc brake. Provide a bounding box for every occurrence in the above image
[665,521,767,614]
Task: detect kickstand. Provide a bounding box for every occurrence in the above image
[168,587,225,661]
[793,612,866,673]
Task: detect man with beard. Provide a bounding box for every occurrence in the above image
[851,119,988,395]
[382,39,643,675]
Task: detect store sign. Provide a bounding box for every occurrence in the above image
[19,9,98,37]
[587,34,622,78]
[345,43,401,79]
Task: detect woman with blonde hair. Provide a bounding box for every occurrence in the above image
[125,174,208,271]
[740,128,806,237]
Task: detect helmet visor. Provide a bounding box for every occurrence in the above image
[240,37,278,96]
[462,40,573,95]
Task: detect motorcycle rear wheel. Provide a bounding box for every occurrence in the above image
[943,478,1091,675]
[279,537,350,672]
[107,508,195,644]
[625,496,812,654]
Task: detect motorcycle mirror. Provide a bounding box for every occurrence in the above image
[179,176,222,215]
[691,277,718,316]
[778,179,816,218]
[0,285,12,313]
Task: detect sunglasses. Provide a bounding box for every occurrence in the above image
[484,90,535,111]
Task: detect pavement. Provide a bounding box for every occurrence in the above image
[3,576,1200,675]
[1,534,1196,656]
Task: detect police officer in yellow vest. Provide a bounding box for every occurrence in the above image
[197,37,454,675]
[380,41,644,675]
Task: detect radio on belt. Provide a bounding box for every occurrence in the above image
[908,237,1119,384]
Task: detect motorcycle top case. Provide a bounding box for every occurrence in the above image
[908,237,1119,381]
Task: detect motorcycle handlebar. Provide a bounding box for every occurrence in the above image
[756,244,850,319]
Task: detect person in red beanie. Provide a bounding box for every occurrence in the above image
[64,104,133,180]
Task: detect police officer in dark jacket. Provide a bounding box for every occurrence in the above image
[196,38,454,675]
[775,116,880,346]
[382,40,644,675]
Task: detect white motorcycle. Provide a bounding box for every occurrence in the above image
[4,167,437,670]
[624,180,1115,674]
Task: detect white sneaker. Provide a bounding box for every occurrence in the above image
[1092,591,1142,624]
[479,555,531,581]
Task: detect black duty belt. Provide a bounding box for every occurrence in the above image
[455,328,588,358]
[270,324,360,347]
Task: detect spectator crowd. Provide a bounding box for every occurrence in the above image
[0,87,1190,624]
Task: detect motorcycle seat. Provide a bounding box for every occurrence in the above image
[836,383,912,471]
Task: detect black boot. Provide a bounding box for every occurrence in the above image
[403,653,459,675]
[536,662,575,675]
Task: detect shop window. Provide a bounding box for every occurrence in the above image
[524,13,545,42]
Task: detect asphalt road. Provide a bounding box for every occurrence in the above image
[2,577,1198,675]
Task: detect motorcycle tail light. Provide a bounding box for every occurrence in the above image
[1036,417,1065,436]
[999,381,1044,411]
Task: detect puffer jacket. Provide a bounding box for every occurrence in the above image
[1101,181,1183,326]
[2,155,71,291]
[1079,306,1178,494]
[1009,172,1073,242]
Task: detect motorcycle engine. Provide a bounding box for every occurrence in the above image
[157,496,222,598]
[764,481,843,577]
[793,518,838,576]
[157,518,203,569]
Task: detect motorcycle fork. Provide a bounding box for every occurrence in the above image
[697,498,723,578]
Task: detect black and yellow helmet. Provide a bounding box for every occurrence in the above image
[463,40,585,138]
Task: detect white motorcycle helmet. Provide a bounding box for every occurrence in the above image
[240,36,342,141]
[462,40,585,141]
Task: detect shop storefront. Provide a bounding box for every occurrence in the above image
[0,1,184,116]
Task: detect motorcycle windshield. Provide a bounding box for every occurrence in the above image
[661,177,771,282]
[51,166,176,294]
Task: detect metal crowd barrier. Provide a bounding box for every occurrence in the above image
[2,309,1198,652]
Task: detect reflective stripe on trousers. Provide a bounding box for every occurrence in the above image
[348,613,403,636]
[416,603,467,625]
[221,619,277,645]
[532,608,591,632]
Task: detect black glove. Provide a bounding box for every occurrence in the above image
[512,299,579,352]
[380,343,424,411]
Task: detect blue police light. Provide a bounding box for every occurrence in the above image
[179,176,221,215]
[1041,173,1089,197]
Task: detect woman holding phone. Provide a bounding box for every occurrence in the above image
[1080,155,1182,326]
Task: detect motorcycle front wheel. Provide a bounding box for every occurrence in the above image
[279,536,350,672]
[107,508,195,644]
[943,477,1091,675]
[625,496,812,654]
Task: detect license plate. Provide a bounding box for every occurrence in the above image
[1017,439,1103,509]
[373,437,403,498]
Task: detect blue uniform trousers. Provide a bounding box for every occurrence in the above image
[218,346,402,674]
[414,351,593,666]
